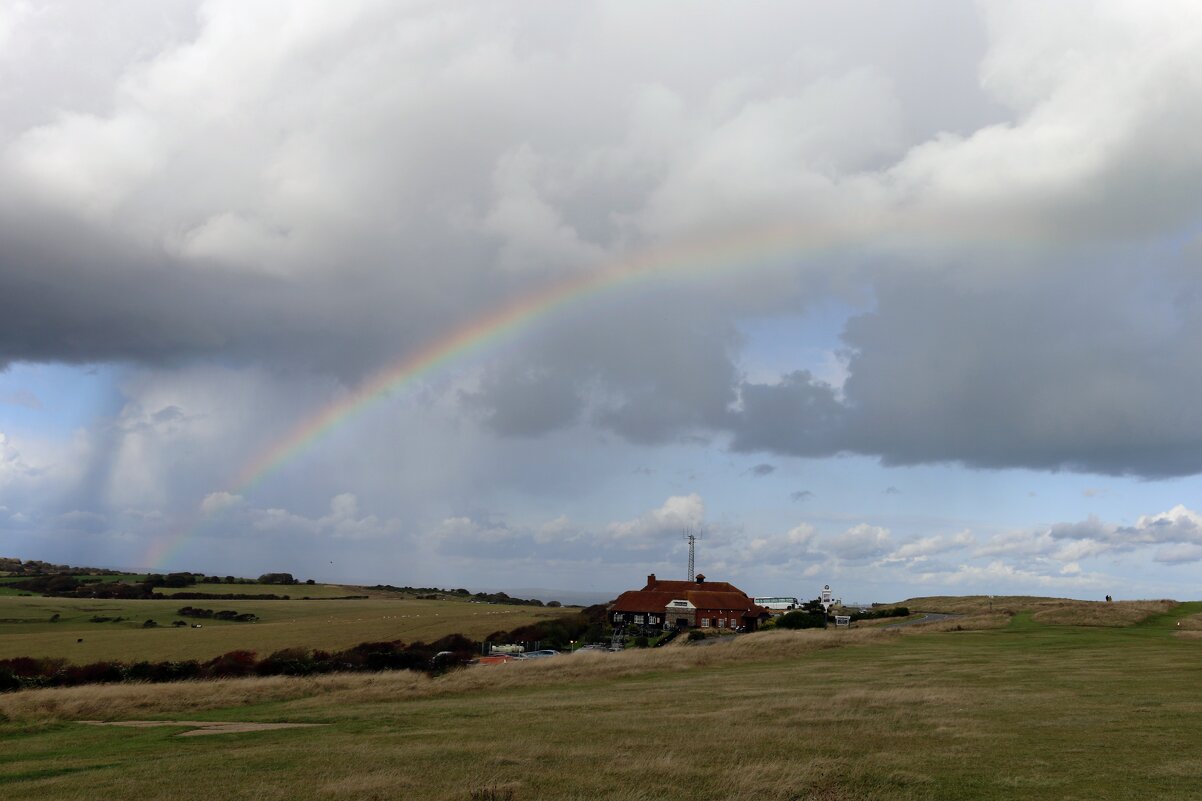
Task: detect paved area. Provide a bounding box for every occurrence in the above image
[883,613,959,628]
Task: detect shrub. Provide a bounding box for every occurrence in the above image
[204,650,258,678]
[0,668,21,692]
[687,630,707,641]
[257,648,316,676]
[634,635,650,648]
[776,610,827,630]
[65,661,125,685]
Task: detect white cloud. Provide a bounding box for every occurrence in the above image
[1154,543,1202,565]
[199,491,244,515]
[786,522,818,548]
[891,529,974,561]
[827,523,891,561]
[250,493,393,541]
[917,559,1106,590]
[607,493,705,540]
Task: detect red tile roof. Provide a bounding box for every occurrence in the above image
[610,575,767,617]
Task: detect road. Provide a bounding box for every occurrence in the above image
[882,613,959,628]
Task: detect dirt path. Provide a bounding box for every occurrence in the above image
[80,720,326,737]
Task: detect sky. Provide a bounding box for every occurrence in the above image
[3,1,1202,603]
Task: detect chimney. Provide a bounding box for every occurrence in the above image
[647,573,657,587]
[695,573,705,583]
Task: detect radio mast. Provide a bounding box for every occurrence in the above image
[684,528,702,580]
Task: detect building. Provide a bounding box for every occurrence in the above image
[753,596,802,613]
[609,573,770,632]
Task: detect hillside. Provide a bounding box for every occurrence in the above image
[900,594,1176,625]
[0,590,575,663]
[3,603,1202,800]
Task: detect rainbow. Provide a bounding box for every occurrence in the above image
[144,218,865,569]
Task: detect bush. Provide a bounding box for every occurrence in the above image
[776,610,827,630]
[205,650,258,678]
[142,619,158,628]
[849,606,909,622]
[258,572,297,585]
[687,630,707,641]
[634,635,649,648]
[0,668,21,692]
[257,648,316,676]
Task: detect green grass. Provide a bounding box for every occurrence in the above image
[150,582,361,599]
[0,594,573,663]
[2,602,1202,799]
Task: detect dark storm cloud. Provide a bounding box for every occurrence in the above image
[726,262,1202,477]
[4,1,1202,483]
[463,290,741,442]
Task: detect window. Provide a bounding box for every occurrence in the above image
[634,614,644,624]
[701,618,710,628]
[718,618,726,629]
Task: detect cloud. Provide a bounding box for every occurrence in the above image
[607,494,705,540]
[1153,544,1202,565]
[199,491,244,515]
[923,560,1108,590]
[890,530,974,561]
[826,523,891,562]
[970,505,1202,571]
[748,463,776,477]
[790,490,813,502]
[786,523,818,549]
[55,510,107,532]
[1,388,42,409]
[2,4,1202,482]
[247,493,396,542]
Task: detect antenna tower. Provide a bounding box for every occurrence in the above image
[684,528,702,580]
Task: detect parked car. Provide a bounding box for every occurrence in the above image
[523,649,559,658]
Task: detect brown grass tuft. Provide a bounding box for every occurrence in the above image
[899,595,1177,626]
[1174,612,1202,631]
[1030,600,1175,627]
[468,784,518,801]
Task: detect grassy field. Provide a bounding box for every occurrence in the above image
[2,600,1201,800]
[0,593,574,663]
[0,574,147,597]
[150,582,369,599]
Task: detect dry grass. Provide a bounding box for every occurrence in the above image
[1030,600,1175,627]
[901,595,1069,614]
[0,613,1020,725]
[5,602,1202,801]
[0,595,571,663]
[913,612,1010,632]
[0,625,923,723]
[901,594,1176,625]
[1173,611,1202,631]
